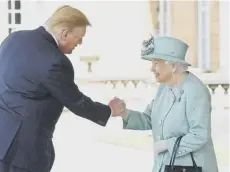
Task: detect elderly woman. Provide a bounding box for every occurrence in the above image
[109,36,219,172]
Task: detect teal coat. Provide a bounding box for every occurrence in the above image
[122,73,219,172]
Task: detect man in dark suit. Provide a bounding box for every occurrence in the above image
[0,5,124,172]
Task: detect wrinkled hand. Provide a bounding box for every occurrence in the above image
[108,97,127,117]
[154,140,168,156]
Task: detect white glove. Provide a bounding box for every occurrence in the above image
[154,140,168,156]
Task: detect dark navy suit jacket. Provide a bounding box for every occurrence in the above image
[0,26,111,172]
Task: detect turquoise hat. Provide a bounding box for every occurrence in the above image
[141,36,191,66]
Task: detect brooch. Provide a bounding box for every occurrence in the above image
[178,90,184,102]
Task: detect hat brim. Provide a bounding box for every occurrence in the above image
[141,53,191,66]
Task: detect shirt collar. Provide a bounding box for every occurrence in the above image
[43,25,58,45]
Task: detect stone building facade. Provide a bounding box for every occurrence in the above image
[149,0,229,72]
[0,0,228,73]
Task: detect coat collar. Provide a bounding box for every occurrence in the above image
[153,73,191,121]
[35,26,58,48]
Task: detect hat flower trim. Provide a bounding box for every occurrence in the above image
[141,35,154,56]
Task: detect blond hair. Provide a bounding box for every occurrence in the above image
[45,5,91,31]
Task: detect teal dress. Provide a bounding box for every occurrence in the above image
[122,72,219,172]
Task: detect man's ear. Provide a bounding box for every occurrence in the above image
[60,29,69,41]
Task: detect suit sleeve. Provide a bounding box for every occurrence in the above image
[166,86,211,157]
[122,100,153,130]
[43,59,111,126]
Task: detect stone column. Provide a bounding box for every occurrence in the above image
[218,0,229,75]
[210,1,220,71]
[197,1,211,70]
[149,1,158,34]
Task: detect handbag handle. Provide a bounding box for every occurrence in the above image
[169,136,198,170]
[169,136,182,166]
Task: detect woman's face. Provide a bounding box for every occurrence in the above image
[151,59,173,83]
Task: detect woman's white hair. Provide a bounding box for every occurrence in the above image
[165,61,189,73]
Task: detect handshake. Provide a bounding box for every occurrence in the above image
[108,97,127,117]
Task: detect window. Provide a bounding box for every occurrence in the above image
[15,0,21,10]
[197,0,210,70]
[15,13,21,24]
[7,0,22,34]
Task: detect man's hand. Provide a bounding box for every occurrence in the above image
[108,97,127,117]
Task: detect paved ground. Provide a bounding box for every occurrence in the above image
[51,106,229,172]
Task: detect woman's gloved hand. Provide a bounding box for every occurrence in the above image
[154,140,168,156]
